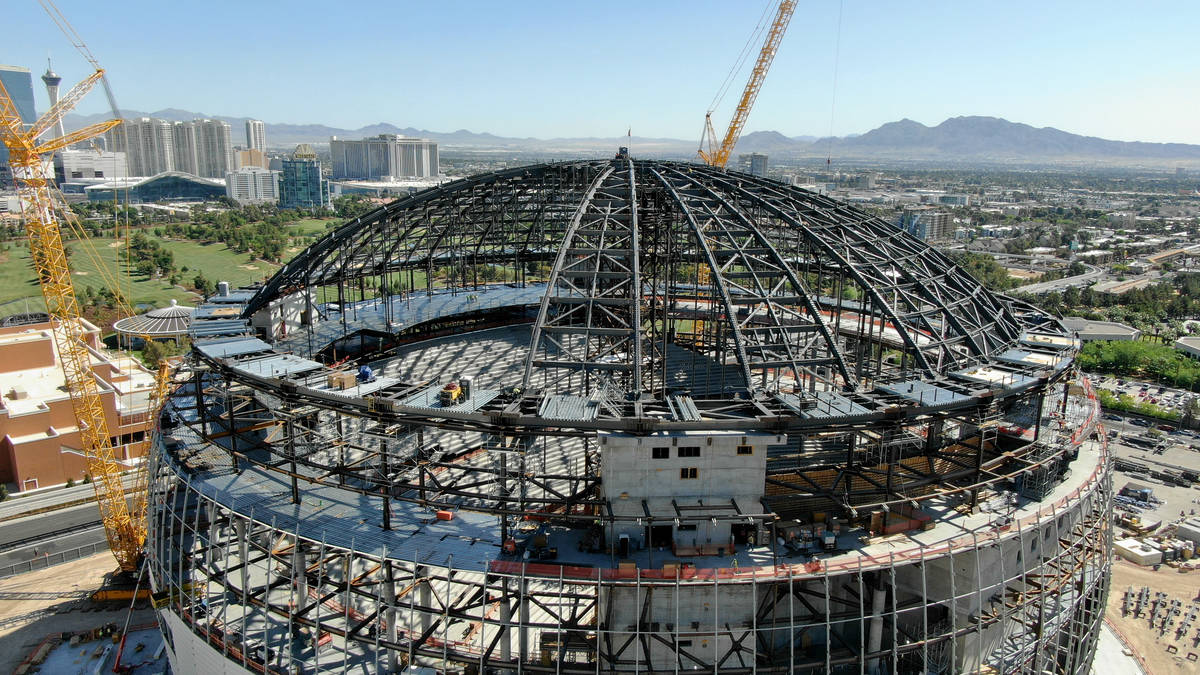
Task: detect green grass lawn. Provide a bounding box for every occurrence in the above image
[0,235,285,313]
[288,218,338,236]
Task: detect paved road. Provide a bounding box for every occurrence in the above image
[0,504,103,551]
[0,473,137,521]
[0,526,107,572]
[0,503,107,572]
[1016,264,1104,294]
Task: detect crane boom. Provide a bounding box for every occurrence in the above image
[699,0,796,169]
[0,72,141,572]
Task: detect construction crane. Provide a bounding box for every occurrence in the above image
[697,0,796,169]
[690,1,795,343]
[0,68,145,571]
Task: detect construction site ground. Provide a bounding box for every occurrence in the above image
[1108,559,1200,674]
[0,551,156,674]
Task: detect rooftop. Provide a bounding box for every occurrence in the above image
[0,325,156,417]
[1062,317,1141,337]
[113,299,195,336]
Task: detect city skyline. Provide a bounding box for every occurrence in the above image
[5,1,1200,146]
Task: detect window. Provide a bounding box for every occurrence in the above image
[678,446,700,458]
[651,447,669,459]
[677,524,697,532]
[680,467,698,480]
[736,445,754,455]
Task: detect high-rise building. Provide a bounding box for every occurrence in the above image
[748,152,768,177]
[329,134,438,180]
[108,117,174,176]
[245,119,266,151]
[280,144,328,210]
[897,206,951,241]
[0,64,37,186]
[235,148,267,170]
[225,167,280,205]
[171,121,199,176]
[192,119,234,179]
[40,60,65,141]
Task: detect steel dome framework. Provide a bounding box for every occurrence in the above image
[249,160,1043,394]
[228,159,1081,520]
[146,158,1111,675]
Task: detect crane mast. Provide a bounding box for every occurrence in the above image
[698,0,796,169]
[0,72,143,572]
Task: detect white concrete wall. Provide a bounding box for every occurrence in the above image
[160,611,254,675]
[600,431,780,547]
[250,290,316,340]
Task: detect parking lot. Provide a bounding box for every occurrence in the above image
[1106,422,1200,529]
[1090,374,1198,418]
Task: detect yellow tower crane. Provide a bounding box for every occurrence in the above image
[690,1,795,344]
[697,0,796,169]
[0,70,146,572]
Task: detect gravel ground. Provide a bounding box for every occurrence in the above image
[1108,560,1200,674]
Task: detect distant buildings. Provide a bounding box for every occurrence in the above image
[897,206,951,241]
[54,149,128,182]
[170,120,197,175]
[0,64,37,186]
[225,167,280,205]
[747,153,768,177]
[935,194,970,207]
[109,117,174,176]
[40,60,65,141]
[280,144,329,210]
[192,119,234,178]
[330,134,438,180]
[84,172,226,203]
[329,176,451,199]
[245,119,266,151]
[235,148,267,170]
[107,117,233,179]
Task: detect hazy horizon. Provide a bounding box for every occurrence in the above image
[8,1,1200,144]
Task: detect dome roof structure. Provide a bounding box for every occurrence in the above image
[246,158,1068,405]
[113,299,194,337]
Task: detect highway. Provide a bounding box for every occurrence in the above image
[0,477,144,574]
[0,473,137,522]
[0,503,107,571]
[1014,263,1104,294]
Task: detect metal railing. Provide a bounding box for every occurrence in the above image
[0,541,107,579]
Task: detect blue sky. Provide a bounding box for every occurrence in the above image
[6,0,1199,143]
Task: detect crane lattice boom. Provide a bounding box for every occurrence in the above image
[0,72,141,571]
[699,0,796,169]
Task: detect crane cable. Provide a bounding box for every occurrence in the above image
[708,1,776,115]
[37,0,121,118]
[826,0,844,167]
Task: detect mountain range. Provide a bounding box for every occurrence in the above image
[62,111,1200,165]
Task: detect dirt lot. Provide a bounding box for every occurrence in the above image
[1108,559,1200,674]
[0,552,156,674]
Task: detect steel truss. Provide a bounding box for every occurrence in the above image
[244,159,1066,399]
[148,425,1111,674]
[146,158,1110,674]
